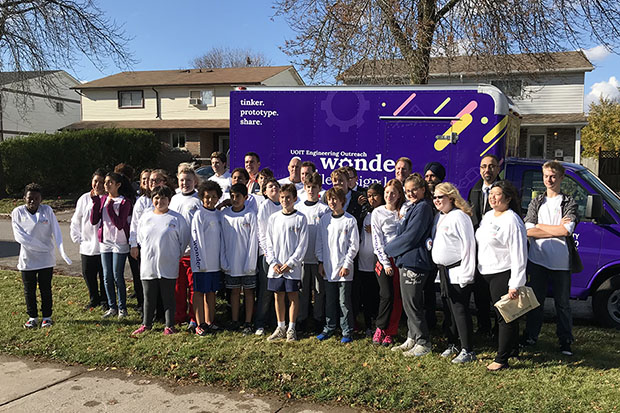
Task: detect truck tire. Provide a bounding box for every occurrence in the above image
[592,275,620,329]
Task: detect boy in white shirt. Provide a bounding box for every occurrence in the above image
[315,187,360,343]
[221,183,258,333]
[12,183,72,328]
[207,151,231,200]
[296,172,330,332]
[265,184,308,342]
[190,181,225,336]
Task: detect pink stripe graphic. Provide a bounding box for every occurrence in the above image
[393,93,417,116]
[451,100,478,124]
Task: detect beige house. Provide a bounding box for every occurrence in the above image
[340,51,593,164]
[67,66,304,157]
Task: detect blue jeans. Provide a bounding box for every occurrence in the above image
[323,281,353,337]
[101,252,128,311]
[525,261,573,345]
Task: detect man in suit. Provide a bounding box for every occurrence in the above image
[468,154,501,336]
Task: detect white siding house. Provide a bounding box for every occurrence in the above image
[67,66,304,157]
[0,71,81,140]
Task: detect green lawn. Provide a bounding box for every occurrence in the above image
[1,270,618,412]
[0,196,77,214]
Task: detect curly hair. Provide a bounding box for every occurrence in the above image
[433,182,473,216]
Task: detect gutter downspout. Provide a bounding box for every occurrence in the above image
[152,88,161,119]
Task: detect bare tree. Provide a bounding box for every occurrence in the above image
[191,46,272,69]
[0,0,134,114]
[274,0,620,84]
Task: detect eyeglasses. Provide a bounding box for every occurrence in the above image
[149,178,164,183]
[433,195,446,200]
[480,164,498,170]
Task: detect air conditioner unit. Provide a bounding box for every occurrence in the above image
[189,98,202,105]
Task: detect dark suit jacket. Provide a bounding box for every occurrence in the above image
[468,178,499,229]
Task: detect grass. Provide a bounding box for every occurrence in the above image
[0,196,77,214]
[1,270,619,412]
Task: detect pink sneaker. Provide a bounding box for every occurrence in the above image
[163,327,177,335]
[372,328,385,345]
[131,325,150,335]
[382,334,394,346]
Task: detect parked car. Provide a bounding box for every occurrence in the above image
[196,165,214,181]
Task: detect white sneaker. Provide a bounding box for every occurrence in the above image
[452,349,476,364]
[102,308,118,318]
[286,328,297,342]
[255,327,265,336]
[118,309,128,319]
[404,343,431,357]
[267,326,287,342]
[391,337,415,352]
[440,344,459,358]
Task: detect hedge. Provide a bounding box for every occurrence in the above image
[0,129,161,196]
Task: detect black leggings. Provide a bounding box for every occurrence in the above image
[22,268,53,318]
[357,270,379,328]
[444,283,474,352]
[81,254,107,307]
[142,278,176,328]
[483,270,519,365]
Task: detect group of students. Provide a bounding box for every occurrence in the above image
[12,150,579,372]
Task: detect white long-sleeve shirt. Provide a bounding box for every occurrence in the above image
[99,196,130,254]
[431,208,476,287]
[371,205,400,267]
[169,191,202,255]
[190,207,223,273]
[296,200,330,264]
[12,204,72,271]
[129,195,152,248]
[257,198,281,254]
[220,206,258,277]
[315,212,360,282]
[475,209,527,290]
[358,213,375,272]
[265,211,308,280]
[70,192,100,256]
[137,210,190,280]
[208,171,232,195]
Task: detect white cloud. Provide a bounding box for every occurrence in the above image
[585,76,620,109]
[582,45,611,62]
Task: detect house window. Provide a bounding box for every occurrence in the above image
[528,134,546,158]
[118,90,144,108]
[170,131,186,149]
[189,90,215,106]
[55,102,64,113]
[490,79,523,98]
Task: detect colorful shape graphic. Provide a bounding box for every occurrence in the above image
[481,116,488,124]
[482,115,508,143]
[393,93,417,116]
[434,97,451,114]
[434,113,473,151]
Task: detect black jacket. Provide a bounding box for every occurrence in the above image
[468,178,499,229]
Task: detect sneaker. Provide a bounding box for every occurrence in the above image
[242,322,254,335]
[452,349,477,364]
[118,309,128,319]
[268,326,287,342]
[131,325,150,335]
[391,338,415,352]
[228,321,241,331]
[195,325,208,337]
[341,336,353,344]
[163,327,177,335]
[286,328,298,342]
[41,318,53,328]
[381,335,394,347]
[441,344,459,358]
[102,308,118,318]
[316,331,333,341]
[187,321,198,333]
[24,318,38,329]
[372,328,385,345]
[207,323,221,333]
[255,327,265,336]
[365,328,374,338]
[404,343,431,357]
[560,342,573,356]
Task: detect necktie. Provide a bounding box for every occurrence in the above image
[483,186,490,213]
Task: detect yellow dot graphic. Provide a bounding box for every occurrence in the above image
[381,102,386,107]
[481,117,488,124]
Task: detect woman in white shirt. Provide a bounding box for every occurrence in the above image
[475,180,527,371]
[12,183,72,328]
[431,182,476,363]
[70,169,108,310]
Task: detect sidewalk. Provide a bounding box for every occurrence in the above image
[0,354,358,413]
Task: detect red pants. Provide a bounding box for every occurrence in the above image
[385,265,403,336]
[174,256,194,324]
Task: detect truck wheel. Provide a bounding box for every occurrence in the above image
[592,275,620,329]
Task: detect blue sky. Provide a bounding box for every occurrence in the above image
[72,1,620,107]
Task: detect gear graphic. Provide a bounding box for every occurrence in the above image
[320,92,370,132]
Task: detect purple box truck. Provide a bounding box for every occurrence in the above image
[230,85,620,328]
